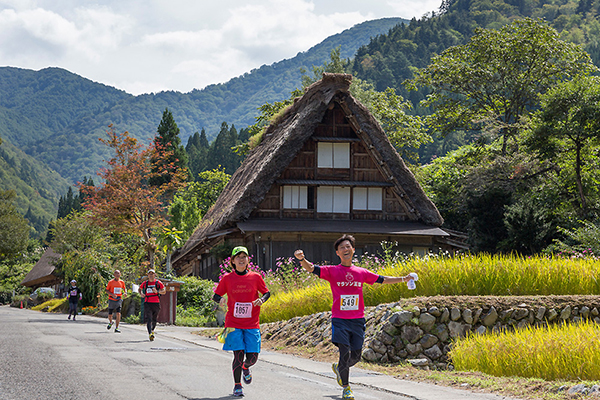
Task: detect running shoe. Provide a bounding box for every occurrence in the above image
[233,384,244,397]
[342,386,354,399]
[332,362,343,387]
[73,317,76,321]
[68,315,71,320]
[149,332,155,341]
[242,366,252,384]
[114,328,121,333]
[107,322,113,330]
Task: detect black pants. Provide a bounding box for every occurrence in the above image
[144,302,161,334]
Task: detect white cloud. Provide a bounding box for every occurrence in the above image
[0,0,442,94]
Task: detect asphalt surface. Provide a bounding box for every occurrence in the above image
[0,306,519,400]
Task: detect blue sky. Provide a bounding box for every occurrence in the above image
[0,0,442,95]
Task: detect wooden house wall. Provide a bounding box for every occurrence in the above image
[251,104,410,221]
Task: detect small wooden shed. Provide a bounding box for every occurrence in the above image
[173,73,451,279]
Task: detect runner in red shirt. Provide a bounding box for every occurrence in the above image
[294,235,418,400]
[138,269,166,341]
[213,246,270,397]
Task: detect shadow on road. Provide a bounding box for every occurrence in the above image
[190,397,242,400]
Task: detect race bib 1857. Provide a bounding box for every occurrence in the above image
[234,302,252,318]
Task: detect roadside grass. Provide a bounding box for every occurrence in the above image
[260,254,600,323]
[450,320,600,381]
[359,362,593,400]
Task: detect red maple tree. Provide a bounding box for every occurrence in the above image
[81,126,187,268]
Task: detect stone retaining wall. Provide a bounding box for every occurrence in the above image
[260,296,600,369]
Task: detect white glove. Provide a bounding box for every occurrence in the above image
[408,272,419,281]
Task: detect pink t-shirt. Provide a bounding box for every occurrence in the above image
[318,264,380,319]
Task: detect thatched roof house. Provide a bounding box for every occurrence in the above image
[173,73,451,278]
[21,247,61,288]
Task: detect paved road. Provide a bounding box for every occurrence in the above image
[0,306,517,400]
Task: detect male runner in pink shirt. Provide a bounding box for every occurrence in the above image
[294,235,417,400]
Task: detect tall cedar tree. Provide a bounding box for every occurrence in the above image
[150,109,189,186]
[81,126,186,268]
[186,129,209,180]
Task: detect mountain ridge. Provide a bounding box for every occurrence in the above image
[0,17,406,185]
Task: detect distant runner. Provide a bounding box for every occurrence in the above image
[138,269,166,341]
[106,269,127,333]
[213,246,270,397]
[294,235,418,400]
[66,279,82,321]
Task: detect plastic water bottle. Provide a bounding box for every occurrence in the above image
[407,272,418,290]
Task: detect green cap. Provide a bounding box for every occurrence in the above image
[231,246,249,258]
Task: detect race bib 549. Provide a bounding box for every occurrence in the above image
[340,294,359,311]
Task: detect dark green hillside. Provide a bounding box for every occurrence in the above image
[350,0,600,103]
[0,18,405,184]
[0,67,131,147]
[0,139,70,237]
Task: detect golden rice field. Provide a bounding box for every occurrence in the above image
[449,321,600,381]
[260,254,600,323]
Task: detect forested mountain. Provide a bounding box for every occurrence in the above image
[350,0,600,106]
[0,139,70,237]
[0,17,405,185]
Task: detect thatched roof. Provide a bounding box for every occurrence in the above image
[175,73,443,264]
[21,247,61,287]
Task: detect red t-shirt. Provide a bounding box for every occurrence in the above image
[319,264,380,319]
[141,279,164,303]
[214,271,269,329]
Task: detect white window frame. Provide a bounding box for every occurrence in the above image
[353,187,383,211]
[317,142,350,169]
[283,186,308,209]
[317,186,350,213]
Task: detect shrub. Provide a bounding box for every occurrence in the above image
[176,276,218,322]
[122,314,141,324]
[176,305,212,327]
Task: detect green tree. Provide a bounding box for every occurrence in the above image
[527,75,600,213]
[207,123,242,174]
[0,190,29,258]
[186,129,210,180]
[0,241,42,303]
[408,18,597,155]
[356,85,429,162]
[50,212,118,305]
[300,46,348,87]
[150,108,189,186]
[169,168,231,239]
[243,48,429,163]
[157,226,183,273]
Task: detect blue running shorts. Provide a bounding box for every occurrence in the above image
[331,318,366,351]
[223,328,261,353]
